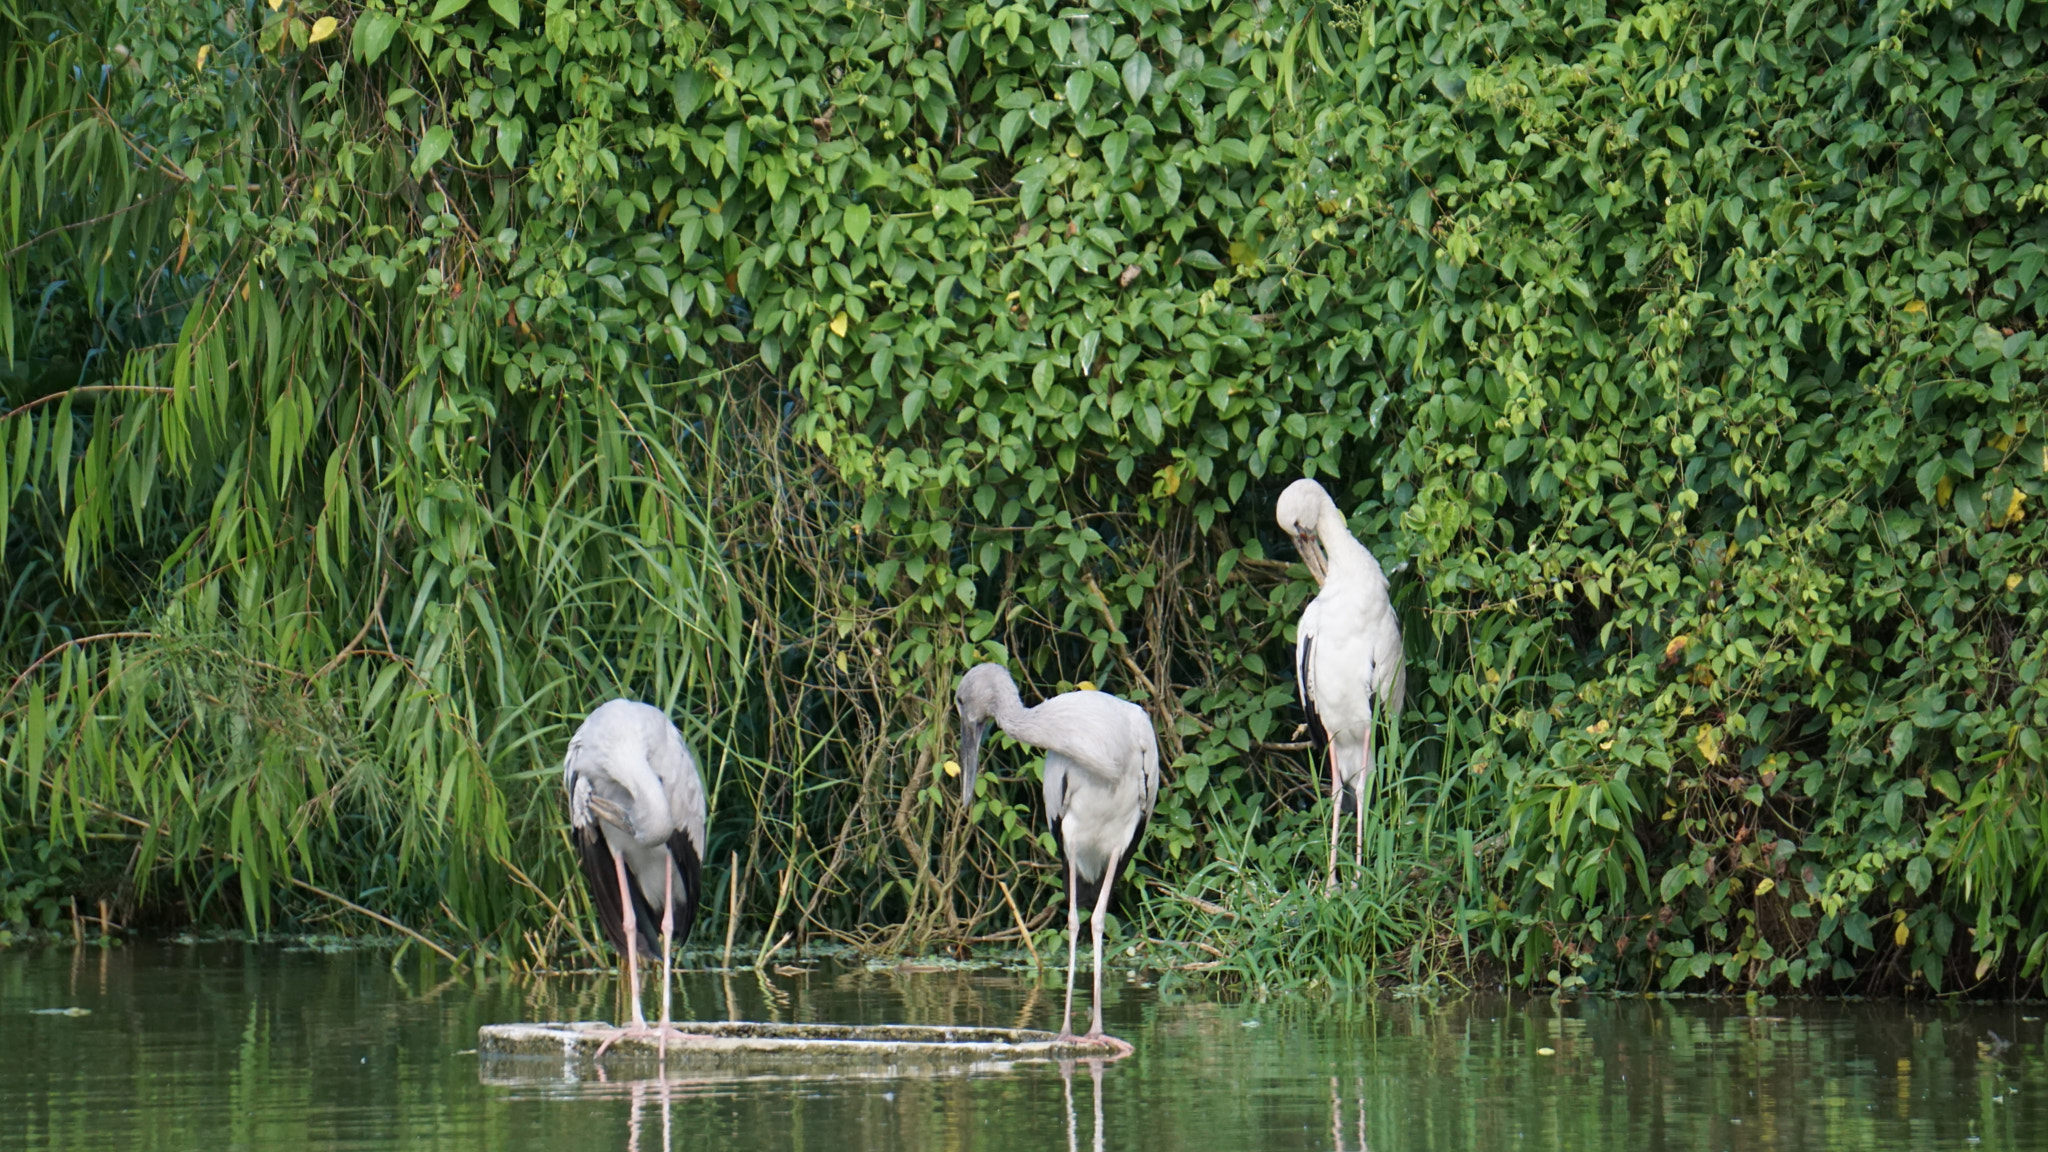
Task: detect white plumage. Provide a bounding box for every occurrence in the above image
[563,698,707,1046]
[1276,478,1406,888]
[956,664,1156,1048]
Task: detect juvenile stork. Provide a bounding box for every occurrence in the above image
[563,699,707,1055]
[955,664,1157,1051]
[1277,478,1406,889]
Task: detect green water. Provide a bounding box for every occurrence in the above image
[4,942,2046,1150]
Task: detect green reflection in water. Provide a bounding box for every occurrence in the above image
[3,943,2045,1151]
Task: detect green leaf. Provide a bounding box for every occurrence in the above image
[496,118,525,167]
[1065,70,1095,115]
[412,125,454,177]
[1102,131,1129,175]
[1181,249,1223,271]
[842,202,872,246]
[487,0,518,26]
[998,108,1030,154]
[428,0,469,22]
[1122,53,1153,103]
[353,11,401,64]
[1156,163,1182,206]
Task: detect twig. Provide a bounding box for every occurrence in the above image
[6,632,155,697]
[753,834,796,970]
[723,851,740,968]
[284,877,464,966]
[498,854,596,960]
[312,571,391,680]
[79,801,463,965]
[997,878,1043,977]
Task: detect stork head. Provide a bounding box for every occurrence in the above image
[1276,477,1337,586]
[954,663,1012,805]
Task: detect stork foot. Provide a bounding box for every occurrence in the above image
[1079,1030,1135,1058]
[591,1024,710,1061]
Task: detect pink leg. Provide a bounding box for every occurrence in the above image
[1326,756,1342,891]
[1060,855,1080,1039]
[613,848,645,1026]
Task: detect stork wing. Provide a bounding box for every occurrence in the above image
[655,723,709,860]
[1136,707,1160,819]
[571,818,632,956]
[1374,610,1407,716]
[1295,609,1331,753]
[1042,751,1071,834]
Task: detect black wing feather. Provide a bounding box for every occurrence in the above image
[573,821,634,956]
[664,830,704,946]
[1299,634,1330,752]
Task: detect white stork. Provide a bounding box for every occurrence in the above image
[955,663,1157,1051]
[1276,478,1406,889]
[563,699,707,1056]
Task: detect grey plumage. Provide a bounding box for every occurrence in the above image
[956,663,1156,1045]
[1277,478,1405,888]
[563,698,706,1036]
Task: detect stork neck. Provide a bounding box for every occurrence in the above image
[988,673,1040,740]
[1318,507,1387,592]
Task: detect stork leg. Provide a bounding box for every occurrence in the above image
[1081,870,1134,1055]
[660,851,676,1063]
[1084,868,1115,1039]
[1326,754,1342,891]
[1060,855,1081,1039]
[614,847,646,1027]
[1354,774,1366,874]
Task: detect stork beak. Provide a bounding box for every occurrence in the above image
[1294,530,1329,587]
[958,716,990,805]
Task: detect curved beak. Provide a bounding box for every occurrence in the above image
[1294,529,1329,587]
[958,716,990,805]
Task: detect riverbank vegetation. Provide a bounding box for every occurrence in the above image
[4,0,2045,994]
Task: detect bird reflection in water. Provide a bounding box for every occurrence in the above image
[1330,1075,1369,1151]
[624,1077,673,1152]
[1062,1058,1108,1152]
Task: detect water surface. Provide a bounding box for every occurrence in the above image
[4,942,2045,1150]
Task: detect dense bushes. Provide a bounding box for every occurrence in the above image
[2,0,2044,992]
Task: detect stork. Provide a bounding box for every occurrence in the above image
[955,664,1157,1051]
[1276,478,1406,889]
[563,698,707,1056]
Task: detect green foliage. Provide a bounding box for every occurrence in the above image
[2,0,2045,994]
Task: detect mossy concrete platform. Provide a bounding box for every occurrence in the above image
[478,1020,1126,1078]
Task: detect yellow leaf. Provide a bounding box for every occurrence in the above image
[1536,1047,1556,1056]
[942,759,961,778]
[1993,433,2015,451]
[829,312,849,338]
[2004,488,2027,524]
[1696,724,1722,765]
[1902,300,1927,315]
[1228,239,1260,268]
[194,44,211,71]
[1895,922,1911,947]
[1586,719,1609,736]
[2009,574,2025,591]
[309,15,339,42]
[1754,878,1776,897]
[1156,463,1181,497]
[266,0,283,9]
[1663,633,1690,660]
[1976,956,1994,980]
[1075,681,1097,692]
[1937,475,1954,506]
